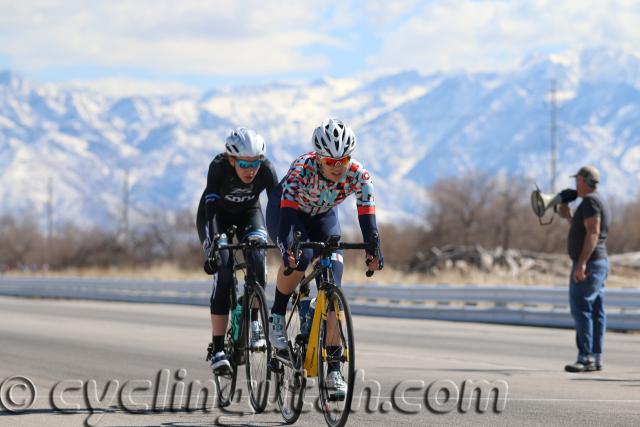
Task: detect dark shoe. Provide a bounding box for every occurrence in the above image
[595,363,603,371]
[565,361,596,373]
[206,342,233,375]
[211,351,233,375]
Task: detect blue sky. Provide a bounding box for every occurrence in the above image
[1,0,639,95]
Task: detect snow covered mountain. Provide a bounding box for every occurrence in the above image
[1,46,640,230]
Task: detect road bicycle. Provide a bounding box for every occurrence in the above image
[270,231,380,427]
[207,226,277,412]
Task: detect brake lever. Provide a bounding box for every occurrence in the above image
[226,225,237,241]
[210,234,221,259]
[283,230,303,276]
[365,231,380,277]
[365,258,375,277]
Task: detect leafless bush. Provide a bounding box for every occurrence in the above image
[416,171,633,260]
[608,192,640,253]
[0,214,41,267]
[1,180,638,273]
[0,209,200,272]
[420,171,563,252]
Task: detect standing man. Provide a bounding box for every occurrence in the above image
[558,165,609,373]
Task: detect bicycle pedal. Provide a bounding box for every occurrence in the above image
[269,359,283,373]
[233,352,246,365]
[276,348,290,358]
[213,367,233,377]
[328,393,346,402]
[288,382,302,393]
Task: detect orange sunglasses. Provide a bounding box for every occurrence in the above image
[319,155,351,168]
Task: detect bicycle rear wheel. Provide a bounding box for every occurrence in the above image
[273,292,306,424]
[214,327,238,408]
[317,287,355,427]
[244,284,271,413]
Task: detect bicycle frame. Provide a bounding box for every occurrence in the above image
[209,228,278,411]
[215,237,277,349]
[284,233,378,377]
[273,232,379,427]
[304,285,326,377]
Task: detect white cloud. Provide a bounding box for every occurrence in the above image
[369,0,640,73]
[0,0,342,75]
[362,0,421,26]
[67,77,199,97]
[3,0,640,83]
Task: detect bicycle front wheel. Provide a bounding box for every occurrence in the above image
[317,287,355,427]
[274,292,306,424]
[214,327,238,408]
[244,284,271,413]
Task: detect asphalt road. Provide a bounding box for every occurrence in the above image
[1,296,639,426]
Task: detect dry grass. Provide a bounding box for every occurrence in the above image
[5,261,636,288]
[6,262,203,281]
[349,265,636,288]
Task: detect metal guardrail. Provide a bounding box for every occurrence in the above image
[1,276,639,330]
[345,284,640,330]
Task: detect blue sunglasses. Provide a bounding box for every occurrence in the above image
[236,158,262,169]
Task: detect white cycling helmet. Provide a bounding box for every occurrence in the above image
[225,127,266,157]
[312,118,357,158]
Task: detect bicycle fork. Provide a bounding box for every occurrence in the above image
[304,290,326,377]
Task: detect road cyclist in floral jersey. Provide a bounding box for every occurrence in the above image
[196,127,278,376]
[266,118,384,400]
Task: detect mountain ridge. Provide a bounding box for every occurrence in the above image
[1,46,639,230]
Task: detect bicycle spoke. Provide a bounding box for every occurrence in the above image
[333,302,350,359]
[317,288,355,427]
[214,329,237,408]
[266,236,370,426]
[245,285,270,413]
[274,295,306,424]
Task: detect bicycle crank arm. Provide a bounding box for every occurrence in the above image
[273,351,295,369]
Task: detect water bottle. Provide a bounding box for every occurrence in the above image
[300,297,316,339]
[308,297,316,331]
[298,296,311,337]
[231,302,242,342]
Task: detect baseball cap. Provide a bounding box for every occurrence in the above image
[571,165,600,186]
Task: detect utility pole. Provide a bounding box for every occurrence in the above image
[550,79,557,192]
[46,177,53,269]
[121,169,130,249]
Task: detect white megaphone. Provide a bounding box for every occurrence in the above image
[530,186,578,225]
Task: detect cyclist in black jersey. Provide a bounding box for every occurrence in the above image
[196,127,278,375]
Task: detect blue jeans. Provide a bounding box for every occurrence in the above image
[569,258,608,362]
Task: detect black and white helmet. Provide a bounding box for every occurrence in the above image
[312,118,357,158]
[225,127,266,157]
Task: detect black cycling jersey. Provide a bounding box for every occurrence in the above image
[195,153,278,315]
[197,205,269,314]
[199,153,278,242]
